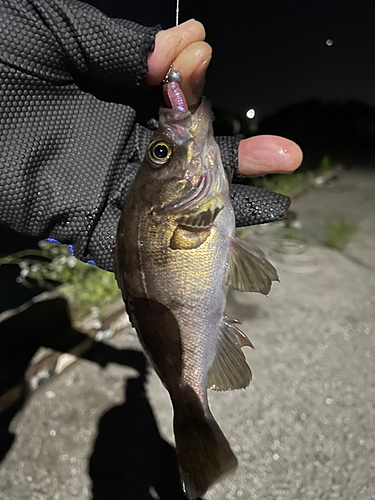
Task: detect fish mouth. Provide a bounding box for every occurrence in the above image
[151,168,214,216]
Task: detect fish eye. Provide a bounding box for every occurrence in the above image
[147,141,172,167]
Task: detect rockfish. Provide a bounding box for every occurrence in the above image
[115,93,278,498]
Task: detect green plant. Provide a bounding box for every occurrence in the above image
[322,219,358,251]
[252,155,336,197]
[252,171,312,196]
[316,155,333,175]
[0,241,120,320]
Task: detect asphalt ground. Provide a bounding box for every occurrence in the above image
[0,168,374,500]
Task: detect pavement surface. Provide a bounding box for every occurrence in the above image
[0,168,374,500]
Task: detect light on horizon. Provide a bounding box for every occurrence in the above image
[246,109,256,119]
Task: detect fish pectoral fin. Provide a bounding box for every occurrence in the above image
[170,207,224,250]
[170,226,210,250]
[176,206,222,229]
[225,236,279,295]
[207,317,253,391]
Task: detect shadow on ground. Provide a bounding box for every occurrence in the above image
[0,297,193,499]
[0,298,146,460]
[90,374,187,500]
[0,226,198,499]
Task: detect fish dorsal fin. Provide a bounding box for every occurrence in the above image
[225,168,233,184]
[207,317,253,391]
[177,206,222,229]
[225,237,278,295]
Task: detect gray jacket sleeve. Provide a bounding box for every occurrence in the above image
[0,0,289,272]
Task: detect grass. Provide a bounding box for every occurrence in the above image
[316,155,334,175]
[322,219,358,251]
[252,171,312,196]
[0,241,121,321]
[252,155,336,196]
[344,315,358,324]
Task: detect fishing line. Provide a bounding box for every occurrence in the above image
[176,0,180,26]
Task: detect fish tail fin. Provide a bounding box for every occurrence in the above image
[172,385,237,499]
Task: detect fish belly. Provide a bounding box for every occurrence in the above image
[139,207,233,401]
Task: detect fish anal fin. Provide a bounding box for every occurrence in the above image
[207,317,252,392]
[224,315,254,349]
[225,236,279,295]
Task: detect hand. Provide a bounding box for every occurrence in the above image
[147,19,210,111]
[0,0,300,272]
[147,20,303,179]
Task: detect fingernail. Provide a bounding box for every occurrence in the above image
[166,18,196,30]
[179,18,196,26]
[190,55,212,89]
[238,136,303,177]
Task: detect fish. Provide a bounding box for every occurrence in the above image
[114,86,278,498]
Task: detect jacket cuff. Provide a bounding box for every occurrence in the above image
[215,135,246,182]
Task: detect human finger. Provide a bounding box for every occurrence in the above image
[163,41,212,109]
[147,19,205,86]
[238,135,303,177]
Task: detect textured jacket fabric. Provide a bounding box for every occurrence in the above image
[0,0,289,271]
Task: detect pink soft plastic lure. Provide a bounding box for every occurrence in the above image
[156,70,215,216]
[164,70,188,112]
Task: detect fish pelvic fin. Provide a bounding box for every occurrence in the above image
[207,316,253,391]
[172,385,237,499]
[225,236,279,295]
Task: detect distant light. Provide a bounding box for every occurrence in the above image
[325,39,334,46]
[246,109,256,119]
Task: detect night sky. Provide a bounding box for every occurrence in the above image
[89,0,375,121]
